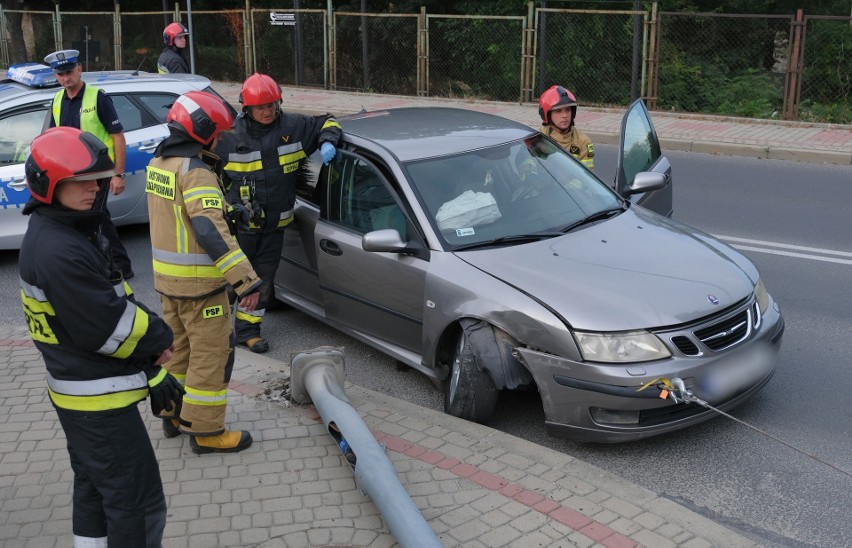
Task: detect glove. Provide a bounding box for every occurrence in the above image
[147,367,185,416]
[226,203,251,231]
[320,142,336,165]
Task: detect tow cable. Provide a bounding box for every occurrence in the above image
[638,377,852,480]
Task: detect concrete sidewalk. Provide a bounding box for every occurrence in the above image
[211,82,852,166]
[1,324,762,547]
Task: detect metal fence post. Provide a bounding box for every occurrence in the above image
[243,0,252,79]
[53,5,61,53]
[114,3,122,70]
[783,9,805,120]
[290,348,442,548]
[417,6,426,96]
[0,6,9,68]
[646,3,659,109]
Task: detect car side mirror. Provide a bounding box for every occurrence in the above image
[362,228,408,253]
[623,171,668,197]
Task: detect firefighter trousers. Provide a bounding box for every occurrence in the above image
[160,289,235,435]
[234,231,284,343]
[56,404,166,548]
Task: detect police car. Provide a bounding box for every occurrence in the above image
[0,63,236,249]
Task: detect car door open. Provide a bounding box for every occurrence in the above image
[615,99,673,217]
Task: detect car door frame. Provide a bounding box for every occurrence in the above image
[614,98,673,217]
[314,149,429,360]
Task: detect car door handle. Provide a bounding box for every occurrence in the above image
[8,179,27,189]
[139,141,162,153]
[319,239,342,256]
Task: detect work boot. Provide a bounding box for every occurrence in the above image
[241,336,269,354]
[190,430,253,454]
[162,418,182,438]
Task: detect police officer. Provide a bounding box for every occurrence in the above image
[539,85,595,171]
[147,91,262,453]
[19,126,183,547]
[44,48,135,279]
[158,22,190,74]
[217,73,342,353]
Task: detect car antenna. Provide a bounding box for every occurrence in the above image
[132,48,149,75]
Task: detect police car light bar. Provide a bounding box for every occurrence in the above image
[5,63,60,88]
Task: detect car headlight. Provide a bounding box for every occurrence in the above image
[755,279,769,314]
[574,330,671,363]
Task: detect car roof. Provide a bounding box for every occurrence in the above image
[0,69,212,105]
[340,107,537,162]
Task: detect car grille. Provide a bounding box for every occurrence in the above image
[661,298,760,357]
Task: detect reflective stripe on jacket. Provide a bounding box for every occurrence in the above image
[146,153,261,299]
[18,209,173,413]
[217,112,342,233]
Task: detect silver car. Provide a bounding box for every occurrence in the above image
[276,102,785,443]
[0,64,236,249]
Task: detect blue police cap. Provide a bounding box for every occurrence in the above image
[44,50,80,72]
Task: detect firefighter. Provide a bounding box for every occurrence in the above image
[157,22,190,74]
[19,126,183,547]
[147,90,262,454]
[216,73,342,353]
[539,85,595,171]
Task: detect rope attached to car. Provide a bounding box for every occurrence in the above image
[638,377,852,480]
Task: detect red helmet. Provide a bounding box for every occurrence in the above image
[538,85,578,125]
[239,73,282,107]
[163,22,189,47]
[25,127,116,205]
[167,91,234,145]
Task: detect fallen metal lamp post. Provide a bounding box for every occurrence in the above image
[290,347,442,548]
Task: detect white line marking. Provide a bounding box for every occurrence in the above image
[729,245,852,266]
[715,235,852,259]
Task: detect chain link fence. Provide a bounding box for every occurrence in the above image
[179,10,245,83]
[57,12,116,71]
[252,9,326,88]
[333,12,418,95]
[120,11,176,74]
[799,16,851,123]
[536,9,645,107]
[0,4,848,123]
[655,13,792,119]
[1,10,56,68]
[427,14,525,102]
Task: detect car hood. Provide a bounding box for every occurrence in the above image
[456,207,757,331]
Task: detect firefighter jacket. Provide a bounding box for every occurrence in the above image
[542,125,595,171]
[157,46,189,74]
[19,206,174,413]
[217,111,342,233]
[147,149,261,299]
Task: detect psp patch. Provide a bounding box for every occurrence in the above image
[202,305,224,319]
[201,197,222,209]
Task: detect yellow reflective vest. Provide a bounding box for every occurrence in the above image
[52,84,116,161]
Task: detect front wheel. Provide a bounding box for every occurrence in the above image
[444,323,498,423]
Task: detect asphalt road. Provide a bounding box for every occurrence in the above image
[0,148,849,546]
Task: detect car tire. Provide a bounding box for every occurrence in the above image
[444,322,499,423]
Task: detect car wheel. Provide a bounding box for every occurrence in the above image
[444,322,498,423]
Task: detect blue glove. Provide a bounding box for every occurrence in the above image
[320,142,336,164]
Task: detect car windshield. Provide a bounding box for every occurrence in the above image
[405,135,622,249]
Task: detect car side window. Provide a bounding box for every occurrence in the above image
[109,94,145,132]
[328,154,407,239]
[0,107,48,164]
[134,93,178,124]
[621,101,662,187]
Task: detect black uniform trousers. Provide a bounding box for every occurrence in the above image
[94,179,133,276]
[56,404,166,547]
[234,230,285,343]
